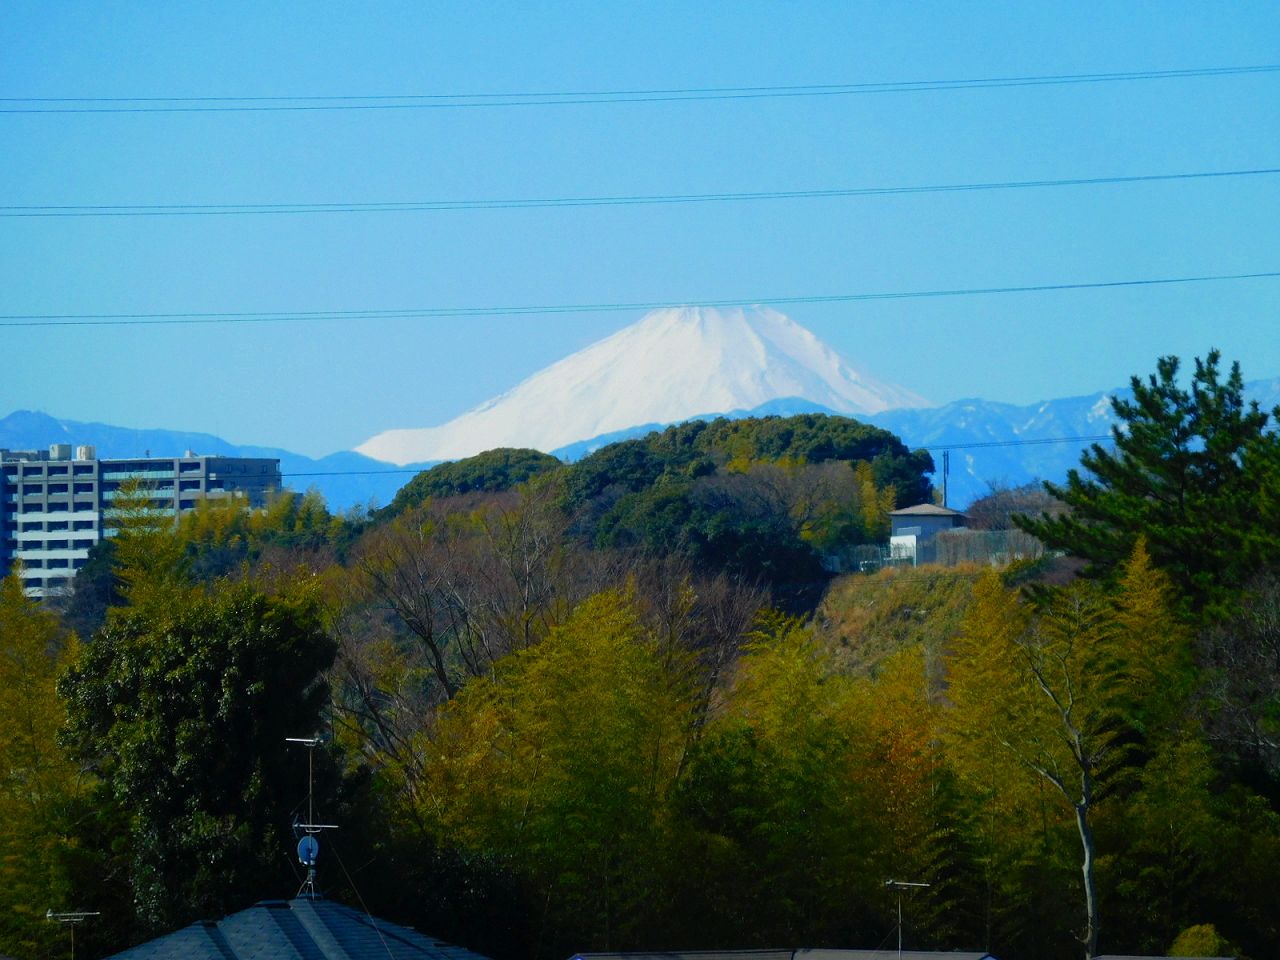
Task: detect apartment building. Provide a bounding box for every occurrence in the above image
[0,443,281,597]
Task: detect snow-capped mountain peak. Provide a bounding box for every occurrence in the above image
[356,306,928,465]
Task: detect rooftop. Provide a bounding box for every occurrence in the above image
[889,504,967,518]
[106,897,493,960]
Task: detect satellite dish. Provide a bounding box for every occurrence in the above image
[297,835,320,867]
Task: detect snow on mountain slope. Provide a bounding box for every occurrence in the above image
[357,306,928,465]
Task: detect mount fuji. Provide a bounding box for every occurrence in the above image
[356,306,929,465]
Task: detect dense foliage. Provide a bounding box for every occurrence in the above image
[1017,350,1280,615]
[382,448,562,518]
[2,373,1280,960]
[62,582,337,932]
[0,575,83,958]
[376,415,933,610]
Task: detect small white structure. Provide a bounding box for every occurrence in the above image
[889,503,967,565]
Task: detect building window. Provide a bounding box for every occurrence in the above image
[22,466,43,477]
[47,483,69,494]
[48,465,69,476]
[47,558,69,569]
[72,520,94,530]
[20,521,42,532]
[73,464,94,475]
[73,482,95,494]
[47,539,69,549]
[73,538,94,549]
[25,558,44,569]
[46,520,69,531]
[22,484,43,496]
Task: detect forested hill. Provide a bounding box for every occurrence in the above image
[379,414,931,607]
[386,413,932,517]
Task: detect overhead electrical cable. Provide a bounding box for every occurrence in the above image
[2,64,1277,113]
[926,435,1113,450]
[3,270,1276,328]
[4,166,1276,218]
[276,434,1116,479]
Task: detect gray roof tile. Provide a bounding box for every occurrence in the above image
[107,898,493,960]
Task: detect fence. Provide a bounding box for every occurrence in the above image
[830,528,1045,573]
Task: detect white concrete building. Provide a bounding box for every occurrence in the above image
[1,444,280,597]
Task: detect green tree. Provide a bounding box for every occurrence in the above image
[381,448,563,519]
[944,547,1185,960]
[672,616,880,948]
[1017,350,1280,615]
[59,579,337,934]
[1097,734,1280,956]
[0,570,84,959]
[107,476,188,605]
[417,590,695,957]
[1199,570,1280,790]
[1169,923,1237,957]
[848,646,967,947]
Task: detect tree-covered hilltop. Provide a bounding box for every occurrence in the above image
[383,414,933,521]
[6,354,1280,960]
[562,413,933,506]
[378,414,932,608]
[381,448,563,518]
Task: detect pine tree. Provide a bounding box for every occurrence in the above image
[1016,350,1280,615]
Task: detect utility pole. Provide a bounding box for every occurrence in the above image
[883,880,930,959]
[941,449,950,508]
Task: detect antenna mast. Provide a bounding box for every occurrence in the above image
[883,880,930,959]
[286,736,339,899]
[47,910,99,960]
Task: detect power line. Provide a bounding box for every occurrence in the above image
[284,468,424,477]
[5,166,1275,218]
[277,434,1118,479]
[3,270,1276,328]
[3,64,1276,113]
[927,435,1112,451]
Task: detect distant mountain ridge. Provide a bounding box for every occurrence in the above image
[0,410,433,513]
[872,376,1280,506]
[357,306,928,465]
[7,377,1277,512]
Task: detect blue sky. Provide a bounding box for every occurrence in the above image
[2,2,1278,457]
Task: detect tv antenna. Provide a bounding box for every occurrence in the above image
[286,735,338,899]
[883,880,930,959]
[47,910,99,960]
